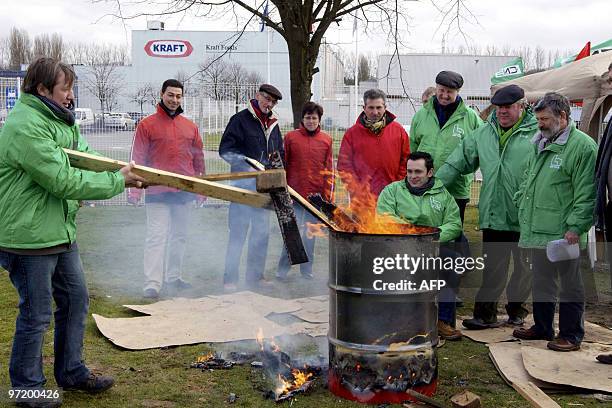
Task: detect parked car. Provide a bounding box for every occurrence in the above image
[75,108,95,130]
[127,111,149,125]
[105,112,136,130]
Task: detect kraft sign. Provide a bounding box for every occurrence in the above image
[144,40,193,58]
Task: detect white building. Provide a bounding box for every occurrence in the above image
[74,25,345,126]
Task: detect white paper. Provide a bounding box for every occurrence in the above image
[546,239,580,262]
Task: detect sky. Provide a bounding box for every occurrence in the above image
[0,0,611,57]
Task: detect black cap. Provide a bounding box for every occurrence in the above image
[435,71,464,89]
[491,84,524,106]
[258,84,282,100]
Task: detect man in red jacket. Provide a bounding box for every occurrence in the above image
[128,79,205,299]
[337,89,410,209]
[276,101,333,281]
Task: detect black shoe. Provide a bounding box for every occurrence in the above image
[64,373,115,394]
[462,317,502,330]
[16,401,62,408]
[596,353,612,364]
[143,288,159,299]
[505,316,525,326]
[166,279,192,291]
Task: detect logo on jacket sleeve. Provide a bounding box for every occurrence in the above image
[144,40,193,58]
[549,154,562,169]
[429,197,442,212]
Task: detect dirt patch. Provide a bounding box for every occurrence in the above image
[141,400,175,408]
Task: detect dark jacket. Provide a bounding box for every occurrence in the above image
[219,102,284,179]
[595,120,612,231]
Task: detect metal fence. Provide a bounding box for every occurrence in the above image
[1,78,604,208]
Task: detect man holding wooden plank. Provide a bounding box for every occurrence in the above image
[0,57,144,402]
[219,84,285,291]
[128,79,205,299]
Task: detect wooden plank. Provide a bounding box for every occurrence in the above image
[64,149,272,209]
[266,151,308,265]
[245,157,340,231]
[511,382,561,408]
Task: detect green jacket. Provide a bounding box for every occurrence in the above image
[437,108,538,231]
[0,93,125,249]
[515,122,597,249]
[410,97,483,199]
[376,178,461,242]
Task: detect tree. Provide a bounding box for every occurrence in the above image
[32,33,64,60]
[110,0,473,127]
[8,27,31,70]
[0,37,9,70]
[83,45,126,120]
[197,57,229,101]
[129,83,155,114]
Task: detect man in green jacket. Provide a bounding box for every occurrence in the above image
[377,151,463,340]
[410,71,483,222]
[513,92,597,352]
[0,57,144,404]
[437,85,536,330]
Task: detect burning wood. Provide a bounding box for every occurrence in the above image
[307,190,438,235]
[190,351,256,370]
[190,352,235,370]
[254,329,324,402]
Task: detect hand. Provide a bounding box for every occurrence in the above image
[120,161,146,188]
[564,230,579,245]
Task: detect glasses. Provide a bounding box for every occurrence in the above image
[259,92,278,106]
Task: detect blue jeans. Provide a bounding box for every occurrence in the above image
[0,245,90,388]
[223,203,270,284]
[277,205,316,278]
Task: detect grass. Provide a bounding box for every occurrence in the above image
[0,206,608,407]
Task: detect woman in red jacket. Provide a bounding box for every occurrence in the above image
[277,102,333,280]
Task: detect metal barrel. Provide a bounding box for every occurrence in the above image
[327,228,440,404]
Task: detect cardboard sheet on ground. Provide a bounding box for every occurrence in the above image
[488,341,578,392]
[521,342,612,393]
[457,315,612,345]
[521,342,612,394]
[93,291,328,350]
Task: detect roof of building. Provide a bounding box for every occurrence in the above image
[377,53,518,97]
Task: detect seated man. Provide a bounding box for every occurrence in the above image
[377,151,463,340]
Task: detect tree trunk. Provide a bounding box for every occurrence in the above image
[286,39,318,129]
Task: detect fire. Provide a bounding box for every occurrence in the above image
[276,369,314,396]
[321,170,438,235]
[196,352,214,363]
[306,222,327,238]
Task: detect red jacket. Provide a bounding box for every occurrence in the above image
[337,112,410,200]
[284,126,334,201]
[129,104,204,200]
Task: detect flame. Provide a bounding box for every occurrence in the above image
[276,368,314,395]
[329,170,438,235]
[195,352,214,363]
[306,222,327,238]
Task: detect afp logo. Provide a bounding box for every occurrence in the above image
[144,40,193,58]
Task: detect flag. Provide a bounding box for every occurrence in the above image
[553,38,612,67]
[259,1,269,32]
[491,57,525,85]
[574,41,591,61]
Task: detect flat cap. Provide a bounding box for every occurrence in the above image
[491,84,524,105]
[435,71,464,89]
[258,84,282,100]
